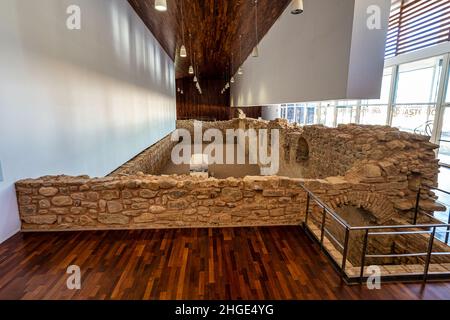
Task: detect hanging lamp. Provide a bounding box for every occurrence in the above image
[193,52,197,82]
[291,0,304,15]
[179,0,187,58]
[238,35,244,75]
[155,0,167,11]
[252,0,259,58]
[180,45,187,58]
[230,54,235,84]
[188,34,194,74]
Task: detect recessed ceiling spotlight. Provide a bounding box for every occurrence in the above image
[155,0,167,11]
[291,0,304,15]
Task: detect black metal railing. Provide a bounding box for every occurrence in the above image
[301,184,450,284]
[413,186,450,244]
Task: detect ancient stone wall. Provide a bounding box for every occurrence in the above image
[176,119,238,139]
[16,173,417,232]
[16,175,306,231]
[16,118,443,233]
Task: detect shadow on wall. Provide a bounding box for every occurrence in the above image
[296,137,309,162]
[0,0,177,244]
[9,0,175,97]
[0,184,20,243]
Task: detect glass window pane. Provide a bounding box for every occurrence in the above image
[317,104,327,125]
[395,56,442,104]
[336,106,357,125]
[287,105,295,123]
[446,68,450,103]
[360,105,388,125]
[306,106,315,125]
[368,68,392,105]
[439,108,450,165]
[295,106,305,124]
[337,100,358,106]
[391,104,435,134]
[324,103,335,127]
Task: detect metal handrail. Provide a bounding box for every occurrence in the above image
[300,184,450,283]
[301,185,351,229]
[413,185,450,244]
[413,185,450,225]
[368,230,433,236]
[350,222,450,231]
[366,253,428,258]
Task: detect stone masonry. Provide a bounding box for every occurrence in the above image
[16,118,444,234]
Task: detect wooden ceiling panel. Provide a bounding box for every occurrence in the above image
[128,0,291,79]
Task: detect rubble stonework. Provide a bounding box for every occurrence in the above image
[16,118,443,233]
[14,175,411,231]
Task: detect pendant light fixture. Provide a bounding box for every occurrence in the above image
[179,0,187,58]
[193,52,198,82]
[252,0,259,58]
[154,0,167,11]
[238,35,244,75]
[188,33,194,74]
[180,46,187,58]
[230,54,235,84]
[291,0,304,15]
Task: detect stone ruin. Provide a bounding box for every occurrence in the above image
[15,118,450,268]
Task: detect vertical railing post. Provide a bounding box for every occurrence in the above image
[359,229,369,284]
[320,207,327,250]
[304,193,310,230]
[423,226,436,283]
[446,209,450,245]
[413,188,421,225]
[341,227,351,279]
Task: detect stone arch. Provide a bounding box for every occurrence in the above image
[327,191,396,225]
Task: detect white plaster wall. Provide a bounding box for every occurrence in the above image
[231,0,391,107]
[0,0,176,243]
[346,0,391,98]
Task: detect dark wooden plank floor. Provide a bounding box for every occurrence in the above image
[1,227,450,300]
